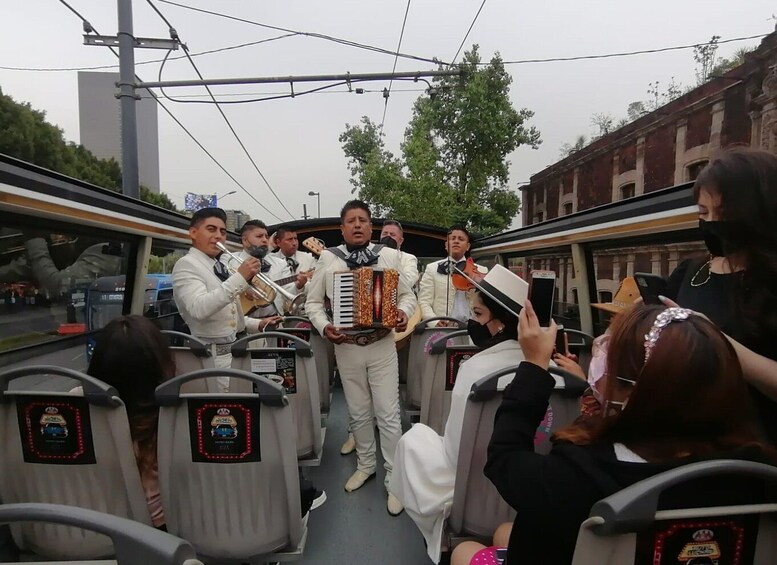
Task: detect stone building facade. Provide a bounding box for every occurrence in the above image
[518,31,777,307]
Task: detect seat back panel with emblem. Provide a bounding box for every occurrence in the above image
[420,330,476,435]
[161,331,218,393]
[571,460,777,564]
[230,332,322,462]
[273,321,331,417]
[0,366,150,560]
[447,365,586,541]
[406,319,467,411]
[155,369,302,561]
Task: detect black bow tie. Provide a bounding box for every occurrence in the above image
[261,261,271,273]
[344,246,379,269]
[438,259,466,276]
[213,259,230,282]
[285,256,299,272]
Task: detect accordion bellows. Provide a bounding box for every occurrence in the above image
[333,267,399,329]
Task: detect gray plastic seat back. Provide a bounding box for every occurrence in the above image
[571,460,777,564]
[155,369,302,561]
[275,321,331,416]
[0,366,151,560]
[0,503,202,565]
[448,365,586,539]
[231,332,322,461]
[406,319,467,411]
[161,331,218,393]
[420,330,475,434]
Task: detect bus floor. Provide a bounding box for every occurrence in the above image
[301,385,435,564]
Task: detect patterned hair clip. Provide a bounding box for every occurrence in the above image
[643,307,692,363]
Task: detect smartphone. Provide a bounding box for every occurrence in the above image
[555,324,566,355]
[634,272,668,305]
[495,548,507,564]
[529,270,557,326]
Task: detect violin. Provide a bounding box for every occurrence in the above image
[451,257,485,290]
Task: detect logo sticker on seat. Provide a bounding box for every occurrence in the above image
[250,350,297,393]
[16,397,96,464]
[188,400,261,463]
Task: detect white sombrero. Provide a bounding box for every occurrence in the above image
[468,264,528,317]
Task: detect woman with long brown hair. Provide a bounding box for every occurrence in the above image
[453,301,775,565]
[87,314,174,529]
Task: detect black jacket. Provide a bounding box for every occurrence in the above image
[485,361,774,565]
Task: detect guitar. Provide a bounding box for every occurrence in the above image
[302,237,326,256]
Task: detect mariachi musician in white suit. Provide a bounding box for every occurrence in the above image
[172,208,278,391]
[306,200,417,517]
[418,226,487,327]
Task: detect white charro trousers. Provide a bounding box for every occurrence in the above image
[335,335,402,486]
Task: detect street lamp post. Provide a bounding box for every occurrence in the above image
[308,191,321,218]
[217,190,237,205]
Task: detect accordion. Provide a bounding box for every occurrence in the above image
[332,267,399,329]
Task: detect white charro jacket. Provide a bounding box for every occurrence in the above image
[418,258,486,326]
[305,244,418,336]
[172,247,261,341]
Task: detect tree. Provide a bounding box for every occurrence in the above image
[0,90,179,211]
[340,46,540,235]
[694,35,721,85]
[559,135,587,158]
[590,113,614,138]
[709,46,752,78]
[627,101,648,122]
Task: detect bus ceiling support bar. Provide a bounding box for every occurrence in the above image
[130,236,153,316]
[136,69,461,89]
[571,243,595,336]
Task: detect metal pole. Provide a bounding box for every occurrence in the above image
[316,194,321,218]
[117,0,140,199]
[302,204,309,220]
[137,69,461,89]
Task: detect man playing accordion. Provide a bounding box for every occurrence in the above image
[306,200,417,517]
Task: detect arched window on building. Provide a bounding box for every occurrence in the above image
[620,183,636,200]
[686,160,709,181]
[563,202,573,215]
[598,290,613,303]
[535,211,544,223]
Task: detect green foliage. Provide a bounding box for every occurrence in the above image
[0,89,178,211]
[340,46,540,235]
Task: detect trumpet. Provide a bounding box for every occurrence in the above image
[215,242,297,309]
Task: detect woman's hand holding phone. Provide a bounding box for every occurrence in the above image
[518,299,557,370]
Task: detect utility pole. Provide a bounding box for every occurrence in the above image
[84,0,177,199]
[117,0,139,199]
[302,204,310,220]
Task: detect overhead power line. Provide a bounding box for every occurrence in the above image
[451,0,487,65]
[0,34,297,72]
[380,0,413,130]
[496,33,768,65]
[156,0,445,66]
[147,0,295,220]
[54,0,285,221]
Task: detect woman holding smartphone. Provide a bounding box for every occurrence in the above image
[452,301,775,565]
[664,148,777,444]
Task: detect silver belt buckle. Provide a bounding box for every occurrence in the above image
[215,343,232,355]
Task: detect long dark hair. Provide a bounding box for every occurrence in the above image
[554,305,771,462]
[87,315,175,475]
[693,148,777,348]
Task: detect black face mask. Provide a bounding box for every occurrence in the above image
[247,245,269,259]
[699,219,749,257]
[379,235,398,249]
[467,318,494,349]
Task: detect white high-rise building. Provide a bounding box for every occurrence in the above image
[77,71,160,193]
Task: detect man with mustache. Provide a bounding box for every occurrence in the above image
[379,219,420,293]
[306,200,417,516]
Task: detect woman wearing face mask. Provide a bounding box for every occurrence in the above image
[664,148,777,443]
[452,302,776,565]
[388,265,527,563]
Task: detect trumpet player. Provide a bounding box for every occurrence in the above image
[230,219,288,318]
[172,208,280,391]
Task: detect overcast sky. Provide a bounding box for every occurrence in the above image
[1,1,775,226]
